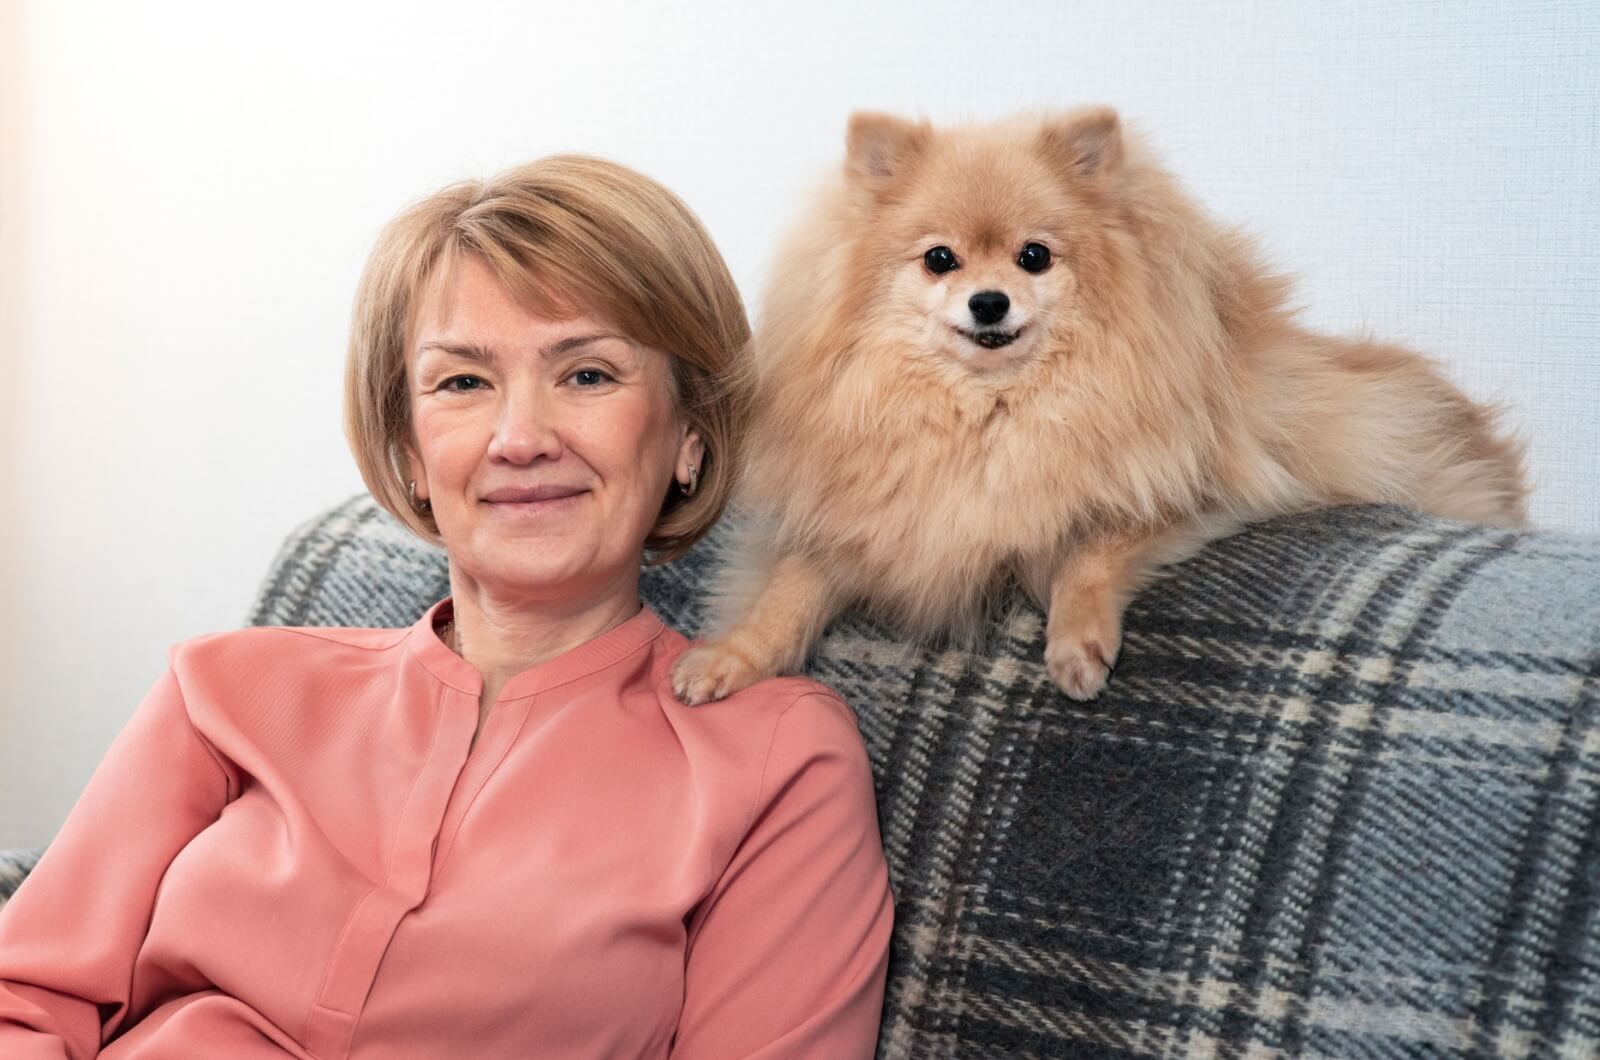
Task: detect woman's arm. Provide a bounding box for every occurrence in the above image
[671,692,895,1060]
[0,662,233,1059]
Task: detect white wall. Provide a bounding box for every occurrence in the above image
[4,0,1597,847]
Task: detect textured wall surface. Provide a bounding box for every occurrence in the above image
[3,0,1596,844]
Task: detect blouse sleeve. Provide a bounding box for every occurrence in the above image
[670,692,895,1060]
[0,663,233,1059]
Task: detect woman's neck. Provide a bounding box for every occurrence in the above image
[442,570,643,705]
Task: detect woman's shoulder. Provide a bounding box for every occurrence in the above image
[645,641,873,842]
[732,675,864,753]
[650,633,867,777]
[699,675,878,847]
[158,625,419,748]
[720,673,852,717]
[652,625,854,722]
[167,623,411,675]
[733,678,871,803]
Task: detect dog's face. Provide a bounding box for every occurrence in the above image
[842,108,1124,375]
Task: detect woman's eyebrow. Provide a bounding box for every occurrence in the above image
[541,332,630,359]
[415,341,494,365]
[414,333,628,365]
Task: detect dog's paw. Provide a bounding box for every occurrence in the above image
[1045,624,1122,702]
[671,643,766,705]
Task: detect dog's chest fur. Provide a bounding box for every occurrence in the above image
[745,351,1205,631]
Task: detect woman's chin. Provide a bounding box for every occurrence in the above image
[450,544,620,603]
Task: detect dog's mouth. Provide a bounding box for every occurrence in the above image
[954,325,1023,350]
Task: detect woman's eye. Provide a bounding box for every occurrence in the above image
[570,368,613,387]
[440,375,485,392]
[923,245,959,275]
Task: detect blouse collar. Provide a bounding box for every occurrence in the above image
[403,597,666,702]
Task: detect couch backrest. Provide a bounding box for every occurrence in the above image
[242,496,1600,1058]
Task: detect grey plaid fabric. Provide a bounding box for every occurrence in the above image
[0,850,40,907]
[6,495,1599,1058]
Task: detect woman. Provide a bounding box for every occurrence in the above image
[0,156,894,1057]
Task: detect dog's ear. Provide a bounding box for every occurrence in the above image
[845,111,930,186]
[1039,106,1123,177]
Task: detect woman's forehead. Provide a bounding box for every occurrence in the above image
[411,256,630,355]
[417,253,588,327]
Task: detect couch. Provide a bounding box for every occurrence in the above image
[5,496,1599,1058]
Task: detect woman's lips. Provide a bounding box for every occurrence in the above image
[480,486,590,516]
[481,485,587,503]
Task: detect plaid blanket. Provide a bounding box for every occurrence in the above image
[7,497,1598,1058]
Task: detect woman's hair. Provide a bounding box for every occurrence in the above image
[344,155,749,562]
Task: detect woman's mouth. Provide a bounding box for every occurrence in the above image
[480,485,589,515]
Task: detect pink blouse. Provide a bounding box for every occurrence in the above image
[0,600,894,1058]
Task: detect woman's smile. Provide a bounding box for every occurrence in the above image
[480,485,591,520]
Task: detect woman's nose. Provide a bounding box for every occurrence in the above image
[487,387,563,465]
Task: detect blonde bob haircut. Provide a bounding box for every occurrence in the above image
[345,155,750,563]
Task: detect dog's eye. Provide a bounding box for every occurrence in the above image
[1017,243,1052,273]
[923,246,959,275]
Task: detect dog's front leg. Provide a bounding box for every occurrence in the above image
[1042,530,1163,701]
[670,551,842,705]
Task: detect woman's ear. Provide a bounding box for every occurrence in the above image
[403,443,430,505]
[676,426,706,491]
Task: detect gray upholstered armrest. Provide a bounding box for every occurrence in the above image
[8,496,1599,1059]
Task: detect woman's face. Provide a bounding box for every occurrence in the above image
[405,254,702,605]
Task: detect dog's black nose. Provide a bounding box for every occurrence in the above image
[969,290,1010,326]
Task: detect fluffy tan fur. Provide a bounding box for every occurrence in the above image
[671,107,1526,704]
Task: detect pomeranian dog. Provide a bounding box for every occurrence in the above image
[671,106,1526,704]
